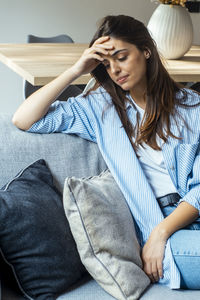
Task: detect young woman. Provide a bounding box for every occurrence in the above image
[12,15,200,290]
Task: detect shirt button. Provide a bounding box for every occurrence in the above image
[170,165,175,170]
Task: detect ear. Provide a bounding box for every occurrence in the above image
[144,48,151,59]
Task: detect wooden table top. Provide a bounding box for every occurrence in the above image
[162,45,200,82]
[0,43,200,85]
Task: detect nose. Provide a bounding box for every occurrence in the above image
[110,61,120,75]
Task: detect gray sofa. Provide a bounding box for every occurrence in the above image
[0,113,200,300]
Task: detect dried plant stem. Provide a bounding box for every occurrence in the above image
[158,0,187,6]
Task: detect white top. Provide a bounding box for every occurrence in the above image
[132,99,177,198]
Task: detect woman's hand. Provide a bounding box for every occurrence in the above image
[12,36,114,131]
[71,36,113,77]
[141,227,167,283]
[13,36,114,131]
[141,201,199,283]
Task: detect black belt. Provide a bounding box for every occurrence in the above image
[157,193,181,208]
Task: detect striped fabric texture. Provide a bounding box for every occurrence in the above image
[28,87,200,289]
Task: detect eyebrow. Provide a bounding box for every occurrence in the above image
[102,49,128,64]
[111,49,128,57]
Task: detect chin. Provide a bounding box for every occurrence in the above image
[120,83,133,91]
[121,87,129,91]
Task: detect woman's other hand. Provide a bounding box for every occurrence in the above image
[71,36,113,76]
[141,227,167,283]
[141,201,199,283]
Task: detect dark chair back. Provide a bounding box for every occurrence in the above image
[24,34,82,100]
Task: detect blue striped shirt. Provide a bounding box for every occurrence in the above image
[28,86,200,289]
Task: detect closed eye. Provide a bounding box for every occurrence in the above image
[102,55,127,69]
[118,56,127,62]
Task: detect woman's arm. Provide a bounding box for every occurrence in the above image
[12,69,80,130]
[12,36,113,131]
[155,201,198,238]
[142,201,199,283]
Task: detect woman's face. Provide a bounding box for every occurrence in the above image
[101,38,148,94]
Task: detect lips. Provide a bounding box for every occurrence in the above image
[117,75,129,84]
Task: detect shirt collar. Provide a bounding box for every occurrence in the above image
[125,93,140,111]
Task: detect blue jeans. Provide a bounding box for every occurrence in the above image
[161,204,200,289]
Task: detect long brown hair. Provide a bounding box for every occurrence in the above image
[89,15,198,150]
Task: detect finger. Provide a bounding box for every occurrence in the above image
[83,53,104,65]
[157,260,163,279]
[92,53,104,62]
[151,262,159,282]
[93,36,110,45]
[92,46,110,56]
[94,44,114,50]
[147,272,156,283]
[84,47,107,59]
[149,275,156,283]
[80,51,104,67]
[91,45,113,56]
[93,37,114,51]
[143,262,155,283]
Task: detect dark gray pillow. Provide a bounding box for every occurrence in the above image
[63,169,150,300]
[0,159,86,300]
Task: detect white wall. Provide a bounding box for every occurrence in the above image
[0,0,199,114]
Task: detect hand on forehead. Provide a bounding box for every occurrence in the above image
[100,38,132,58]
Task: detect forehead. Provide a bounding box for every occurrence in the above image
[103,38,137,55]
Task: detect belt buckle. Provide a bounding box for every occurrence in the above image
[157,193,180,208]
[167,194,176,206]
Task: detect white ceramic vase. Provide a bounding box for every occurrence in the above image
[147,4,193,59]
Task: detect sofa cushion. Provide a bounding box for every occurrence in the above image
[63,169,150,300]
[57,279,200,300]
[0,114,107,193]
[0,159,86,300]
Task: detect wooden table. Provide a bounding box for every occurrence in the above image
[162,45,200,82]
[0,43,200,86]
[0,43,90,85]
